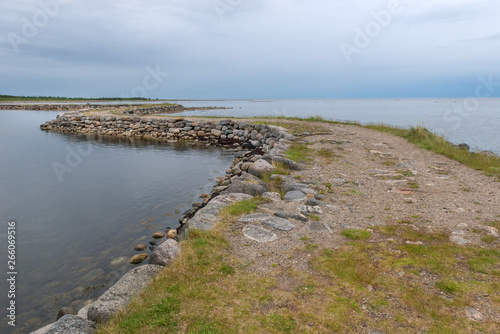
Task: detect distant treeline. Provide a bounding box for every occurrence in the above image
[0,94,153,102]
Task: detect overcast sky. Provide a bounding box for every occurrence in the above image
[1,0,499,99]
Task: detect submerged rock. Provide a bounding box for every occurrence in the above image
[129,253,148,264]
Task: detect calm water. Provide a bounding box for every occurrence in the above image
[169,98,500,154]
[0,110,234,333]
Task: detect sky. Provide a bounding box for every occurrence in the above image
[0,0,499,99]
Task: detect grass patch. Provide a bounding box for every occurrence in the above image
[341,229,371,240]
[365,125,500,179]
[220,199,258,217]
[99,222,500,334]
[285,143,310,163]
[310,214,320,222]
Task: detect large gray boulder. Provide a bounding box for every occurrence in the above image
[223,173,270,196]
[179,193,253,240]
[45,315,95,334]
[87,264,163,324]
[248,159,274,178]
[281,182,309,193]
[271,156,303,170]
[149,239,180,266]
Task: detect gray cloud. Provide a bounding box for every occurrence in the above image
[0,0,499,98]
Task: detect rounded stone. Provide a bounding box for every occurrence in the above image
[134,244,147,251]
[167,229,178,239]
[129,253,148,264]
[152,231,165,239]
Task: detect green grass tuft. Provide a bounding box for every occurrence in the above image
[341,229,371,240]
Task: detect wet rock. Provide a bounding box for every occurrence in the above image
[87,265,163,324]
[283,190,306,202]
[149,239,180,267]
[152,231,165,239]
[242,225,277,242]
[110,257,127,266]
[134,244,147,251]
[262,192,282,202]
[56,307,77,320]
[46,315,96,334]
[129,253,148,264]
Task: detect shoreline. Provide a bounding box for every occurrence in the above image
[32,110,499,333]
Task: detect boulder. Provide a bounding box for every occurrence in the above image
[211,129,222,137]
[281,182,309,193]
[179,193,253,239]
[223,173,270,196]
[149,239,180,266]
[283,190,306,202]
[87,265,163,324]
[77,304,92,320]
[271,156,303,170]
[45,315,96,334]
[248,159,274,178]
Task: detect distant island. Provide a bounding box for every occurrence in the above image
[0,94,161,102]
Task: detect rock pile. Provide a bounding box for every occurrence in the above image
[41,116,293,149]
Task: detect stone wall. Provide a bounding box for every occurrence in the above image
[40,114,292,150]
